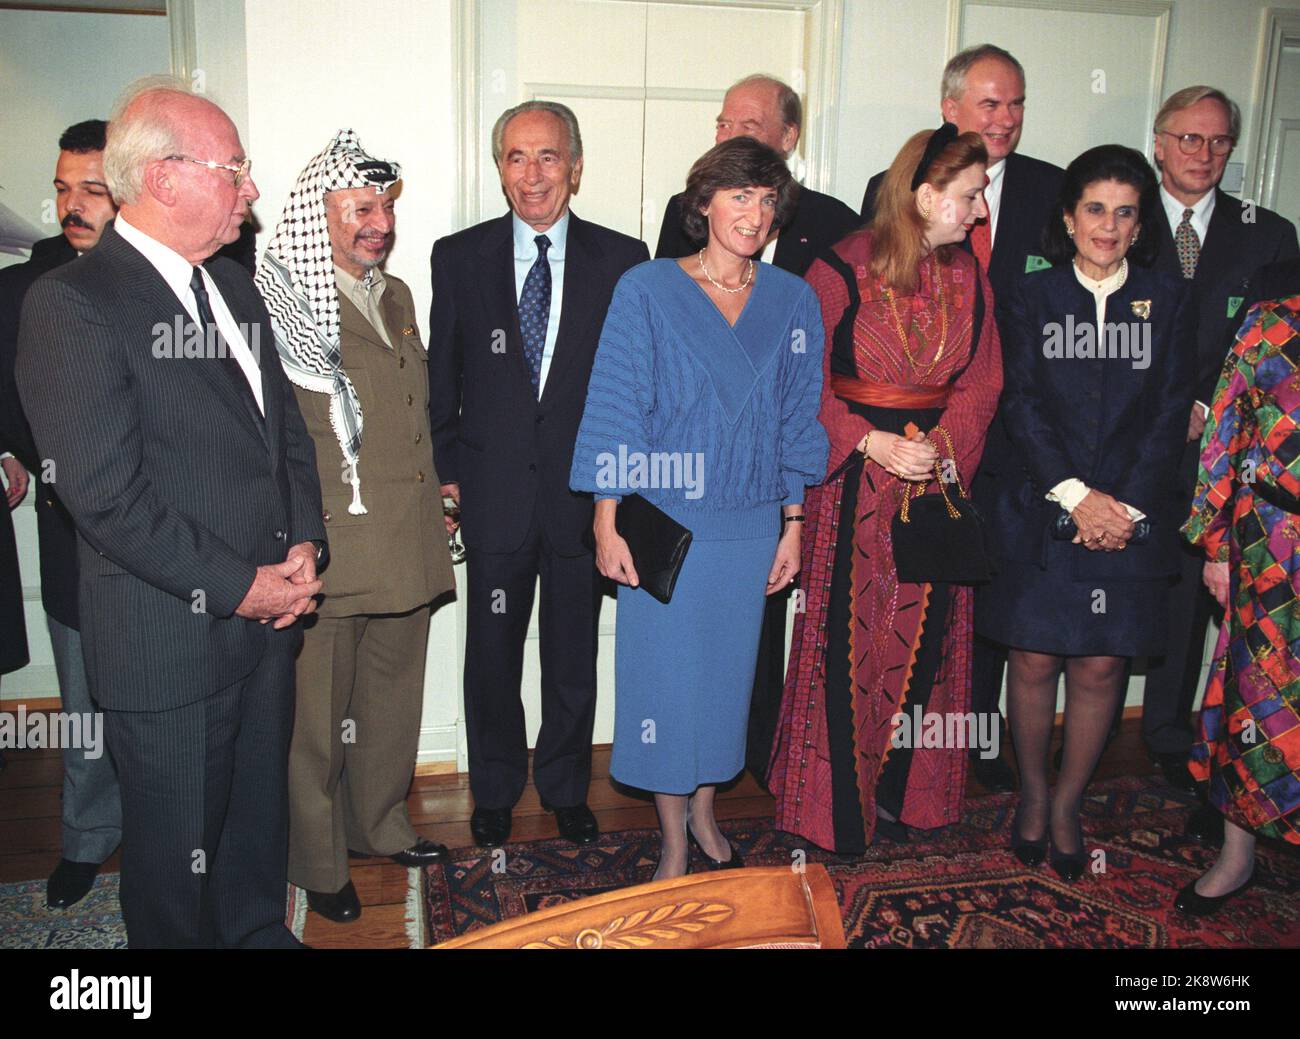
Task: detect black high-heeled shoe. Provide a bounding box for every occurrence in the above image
[1009,808,1048,867]
[1049,819,1087,883]
[1173,872,1254,917]
[686,823,743,870]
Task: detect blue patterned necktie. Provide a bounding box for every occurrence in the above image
[519,234,551,396]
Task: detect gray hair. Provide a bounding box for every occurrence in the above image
[104,75,194,205]
[941,44,1025,103]
[491,100,583,166]
[728,73,802,132]
[1154,85,1241,141]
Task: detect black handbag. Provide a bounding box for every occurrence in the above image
[890,426,992,584]
[583,494,693,604]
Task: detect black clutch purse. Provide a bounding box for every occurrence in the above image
[583,494,693,604]
[890,427,992,585]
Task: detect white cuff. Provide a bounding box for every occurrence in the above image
[1196,400,1209,419]
[1046,478,1089,513]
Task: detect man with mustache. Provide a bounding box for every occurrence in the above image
[256,131,455,924]
[0,119,123,909]
[1143,86,1298,824]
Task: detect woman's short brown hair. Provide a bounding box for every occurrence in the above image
[679,137,799,245]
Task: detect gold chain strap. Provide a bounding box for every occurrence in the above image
[897,425,966,524]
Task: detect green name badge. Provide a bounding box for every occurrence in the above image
[1024,254,1051,272]
[1227,295,1244,318]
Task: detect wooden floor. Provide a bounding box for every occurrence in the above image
[0,716,1163,948]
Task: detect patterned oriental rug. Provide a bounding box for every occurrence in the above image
[424,776,1299,949]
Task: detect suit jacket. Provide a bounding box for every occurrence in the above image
[0,431,27,675]
[655,185,860,276]
[15,223,326,712]
[428,211,649,556]
[862,150,1064,482]
[0,234,81,629]
[1153,187,1299,404]
[989,262,1193,583]
[292,274,453,617]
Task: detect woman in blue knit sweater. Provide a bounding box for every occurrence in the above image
[570,138,829,880]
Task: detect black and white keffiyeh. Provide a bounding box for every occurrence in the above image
[255,129,401,515]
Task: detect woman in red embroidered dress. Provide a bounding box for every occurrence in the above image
[769,126,1002,852]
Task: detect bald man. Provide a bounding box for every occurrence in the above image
[16,79,326,948]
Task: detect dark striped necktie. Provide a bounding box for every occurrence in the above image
[190,266,263,421]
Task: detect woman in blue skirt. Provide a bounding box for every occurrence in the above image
[570,137,829,880]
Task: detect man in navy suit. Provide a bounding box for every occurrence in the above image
[654,74,859,788]
[428,101,648,848]
[862,44,1064,793]
[0,119,124,911]
[1143,85,1298,812]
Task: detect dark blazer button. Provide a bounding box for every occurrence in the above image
[528,463,537,472]
[322,510,332,523]
[536,414,544,424]
[274,529,286,541]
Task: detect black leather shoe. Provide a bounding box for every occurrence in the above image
[306,881,361,924]
[1009,808,1047,867]
[872,814,910,843]
[972,754,1017,793]
[470,807,512,847]
[686,824,743,869]
[46,859,100,909]
[1153,752,1199,795]
[1174,872,1254,916]
[1185,804,1225,847]
[1049,821,1087,883]
[550,803,599,844]
[389,837,450,867]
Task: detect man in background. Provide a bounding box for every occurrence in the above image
[0,119,122,908]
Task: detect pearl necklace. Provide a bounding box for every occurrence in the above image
[698,249,754,294]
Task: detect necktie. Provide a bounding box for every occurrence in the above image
[190,266,263,421]
[1175,207,1200,280]
[519,234,551,396]
[969,216,992,272]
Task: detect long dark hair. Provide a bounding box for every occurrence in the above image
[1044,144,1160,267]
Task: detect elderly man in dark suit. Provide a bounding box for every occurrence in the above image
[16,79,326,948]
[654,73,859,786]
[0,119,124,909]
[1143,85,1299,816]
[429,101,648,848]
[862,43,1064,793]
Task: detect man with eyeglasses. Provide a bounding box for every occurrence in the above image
[0,119,124,911]
[1144,85,1298,820]
[16,78,327,947]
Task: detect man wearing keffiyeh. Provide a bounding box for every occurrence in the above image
[256,130,455,924]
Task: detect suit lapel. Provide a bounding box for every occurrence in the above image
[206,261,274,452]
[105,227,268,448]
[1195,189,1244,290]
[542,212,598,404]
[476,215,531,391]
[772,200,813,275]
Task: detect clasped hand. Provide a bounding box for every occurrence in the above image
[1071,490,1134,552]
[861,428,937,482]
[235,541,321,629]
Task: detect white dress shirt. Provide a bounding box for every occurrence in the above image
[512,210,568,394]
[983,158,1007,246]
[1046,260,1145,521]
[115,215,264,414]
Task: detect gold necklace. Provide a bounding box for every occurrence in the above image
[698,249,754,294]
[882,256,948,379]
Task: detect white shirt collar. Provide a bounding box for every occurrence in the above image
[1160,185,1215,238]
[985,158,1007,187]
[114,213,201,305]
[512,209,569,258]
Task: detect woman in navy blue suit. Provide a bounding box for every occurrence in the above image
[977,145,1193,881]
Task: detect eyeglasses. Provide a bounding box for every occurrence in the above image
[165,155,253,187]
[1158,132,1234,156]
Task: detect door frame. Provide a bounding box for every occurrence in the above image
[453,0,845,230]
[1247,7,1300,208]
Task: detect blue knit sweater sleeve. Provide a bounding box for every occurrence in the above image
[778,283,830,504]
[570,269,654,502]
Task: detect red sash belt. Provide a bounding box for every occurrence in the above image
[831,374,951,409]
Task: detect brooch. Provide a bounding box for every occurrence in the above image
[1131,300,1151,320]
